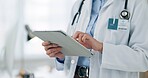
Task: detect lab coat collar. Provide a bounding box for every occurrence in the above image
[102,0,113,8]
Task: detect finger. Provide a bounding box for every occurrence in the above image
[44,43,59,51]
[46,48,52,55]
[42,41,51,46]
[48,52,57,57]
[46,50,56,57]
[82,34,89,42]
[46,47,62,55]
[78,33,84,43]
[48,48,62,57]
[72,31,83,40]
[51,47,62,54]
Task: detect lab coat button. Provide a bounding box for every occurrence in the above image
[71,60,75,64]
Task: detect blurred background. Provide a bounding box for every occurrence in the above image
[0,0,148,78]
[0,0,76,78]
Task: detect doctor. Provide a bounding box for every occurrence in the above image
[42,0,148,78]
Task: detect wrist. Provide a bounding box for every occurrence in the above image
[92,39,103,52]
[99,43,103,52]
[99,43,103,54]
[95,41,103,52]
[56,57,65,64]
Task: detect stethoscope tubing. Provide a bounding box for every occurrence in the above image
[71,0,85,25]
[71,0,130,25]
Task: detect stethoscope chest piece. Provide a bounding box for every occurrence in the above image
[120,9,130,20]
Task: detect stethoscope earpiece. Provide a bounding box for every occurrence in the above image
[120,9,130,20]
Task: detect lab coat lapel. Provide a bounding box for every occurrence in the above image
[89,51,102,78]
[89,0,114,78]
[66,56,79,78]
[103,0,114,8]
[66,0,92,78]
[59,0,89,76]
[100,0,114,13]
[75,0,92,32]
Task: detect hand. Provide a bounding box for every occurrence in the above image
[42,41,64,59]
[72,31,103,52]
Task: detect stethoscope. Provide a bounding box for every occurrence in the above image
[71,0,130,25]
[120,0,130,20]
[71,0,85,25]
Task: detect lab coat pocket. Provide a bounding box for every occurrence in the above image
[110,29,130,45]
[108,20,130,45]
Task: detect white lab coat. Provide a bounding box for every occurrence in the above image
[56,0,148,78]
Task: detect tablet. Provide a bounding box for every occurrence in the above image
[25,25,93,57]
[32,30,93,57]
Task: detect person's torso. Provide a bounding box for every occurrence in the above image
[65,0,139,78]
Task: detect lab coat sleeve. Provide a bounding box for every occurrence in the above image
[55,1,80,71]
[66,0,80,34]
[101,0,148,72]
[55,59,64,71]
